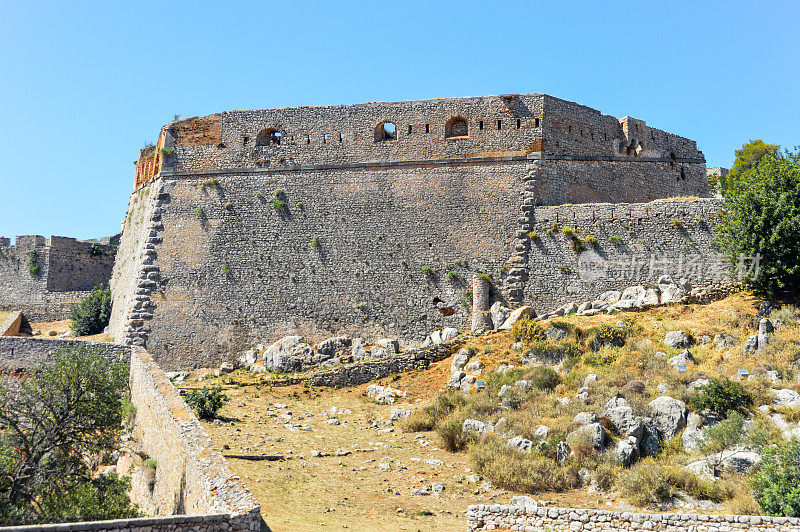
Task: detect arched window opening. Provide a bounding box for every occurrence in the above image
[256,129,282,146]
[374,122,397,142]
[445,117,468,139]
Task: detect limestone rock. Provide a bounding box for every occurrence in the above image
[774,388,800,408]
[621,285,646,303]
[369,346,388,359]
[598,290,622,303]
[315,336,351,359]
[351,338,366,360]
[515,379,531,393]
[613,436,639,467]
[465,360,483,373]
[390,408,411,421]
[668,349,697,367]
[567,422,607,450]
[499,306,534,330]
[533,425,549,440]
[685,447,762,479]
[490,301,510,330]
[759,318,774,336]
[648,396,687,441]
[664,330,691,348]
[441,327,459,341]
[573,412,599,426]
[714,333,737,350]
[238,349,256,368]
[556,441,570,465]
[743,334,760,356]
[377,338,399,354]
[263,336,313,372]
[448,370,465,389]
[463,418,494,435]
[544,325,568,341]
[506,436,534,453]
[682,412,705,452]
[451,349,470,374]
[460,374,476,395]
[509,495,539,508]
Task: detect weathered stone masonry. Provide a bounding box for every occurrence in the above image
[0,235,117,320]
[467,503,800,531]
[0,339,261,531]
[110,93,719,370]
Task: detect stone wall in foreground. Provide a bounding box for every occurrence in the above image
[0,340,261,531]
[467,504,800,531]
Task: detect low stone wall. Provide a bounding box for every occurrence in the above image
[0,337,130,372]
[127,348,260,525]
[467,504,800,531]
[0,512,258,532]
[264,335,470,387]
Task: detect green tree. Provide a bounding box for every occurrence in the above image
[184,386,229,419]
[69,286,112,336]
[751,440,800,517]
[0,346,138,524]
[717,141,800,297]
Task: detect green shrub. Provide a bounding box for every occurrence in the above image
[529,366,561,391]
[184,386,229,419]
[608,235,623,245]
[221,264,231,275]
[688,378,751,417]
[436,419,475,452]
[271,200,288,213]
[700,410,746,455]
[476,272,492,282]
[585,323,627,351]
[194,206,204,219]
[26,249,40,278]
[751,439,800,516]
[273,188,285,198]
[511,317,546,345]
[671,218,683,228]
[310,236,321,251]
[483,345,492,355]
[595,462,621,491]
[159,147,175,156]
[145,458,158,470]
[70,287,112,336]
[583,235,598,249]
[569,238,585,252]
[470,439,572,492]
[562,226,575,238]
[445,270,459,281]
[198,178,219,191]
[400,390,464,432]
[615,459,674,507]
[421,265,433,276]
[528,231,539,241]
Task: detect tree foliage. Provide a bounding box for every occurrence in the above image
[69,286,112,336]
[184,386,229,419]
[0,346,138,525]
[688,378,751,417]
[717,141,800,297]
[751,440,800,517]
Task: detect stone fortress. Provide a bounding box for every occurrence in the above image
[106,93,730,370]
[0,234,117,320]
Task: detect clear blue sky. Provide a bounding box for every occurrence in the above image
[1,1,798,240]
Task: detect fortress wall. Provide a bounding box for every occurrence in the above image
[108,182,166,345]
[45,236,116,291]
[0,337,130,372]
[127,348,261,526]
[134,160,524,369]
[535,159,708,205]
[522,198,728,312]
[0,236,115,321]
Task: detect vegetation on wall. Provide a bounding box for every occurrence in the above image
[0,346,138,525]
[69,286,112,336]
[25,249,40,278]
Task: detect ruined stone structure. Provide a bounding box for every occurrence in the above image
[0,235,117,320]
[109,93,724,370]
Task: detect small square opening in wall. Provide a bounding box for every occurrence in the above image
[408,125,412,135]
[339,132,344,142]
[535,118,540,127]
[425,124,430,133]
[496,120,502,130]
[242,136,249,145]
[323,133,329,143]
[479,120,484,130]
[306,135,311,144]
[516,119,521,129]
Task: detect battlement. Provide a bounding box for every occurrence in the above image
[133,94,704,189]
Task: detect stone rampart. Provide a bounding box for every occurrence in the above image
[0,235,116,320]
[514,198,729,312]
[0,337,130,372]
[467,503,800,531]
[126,348,260,523]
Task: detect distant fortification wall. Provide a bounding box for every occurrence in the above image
[520,198,728,312]
[111,93,721,370]
[0,235,116,320]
